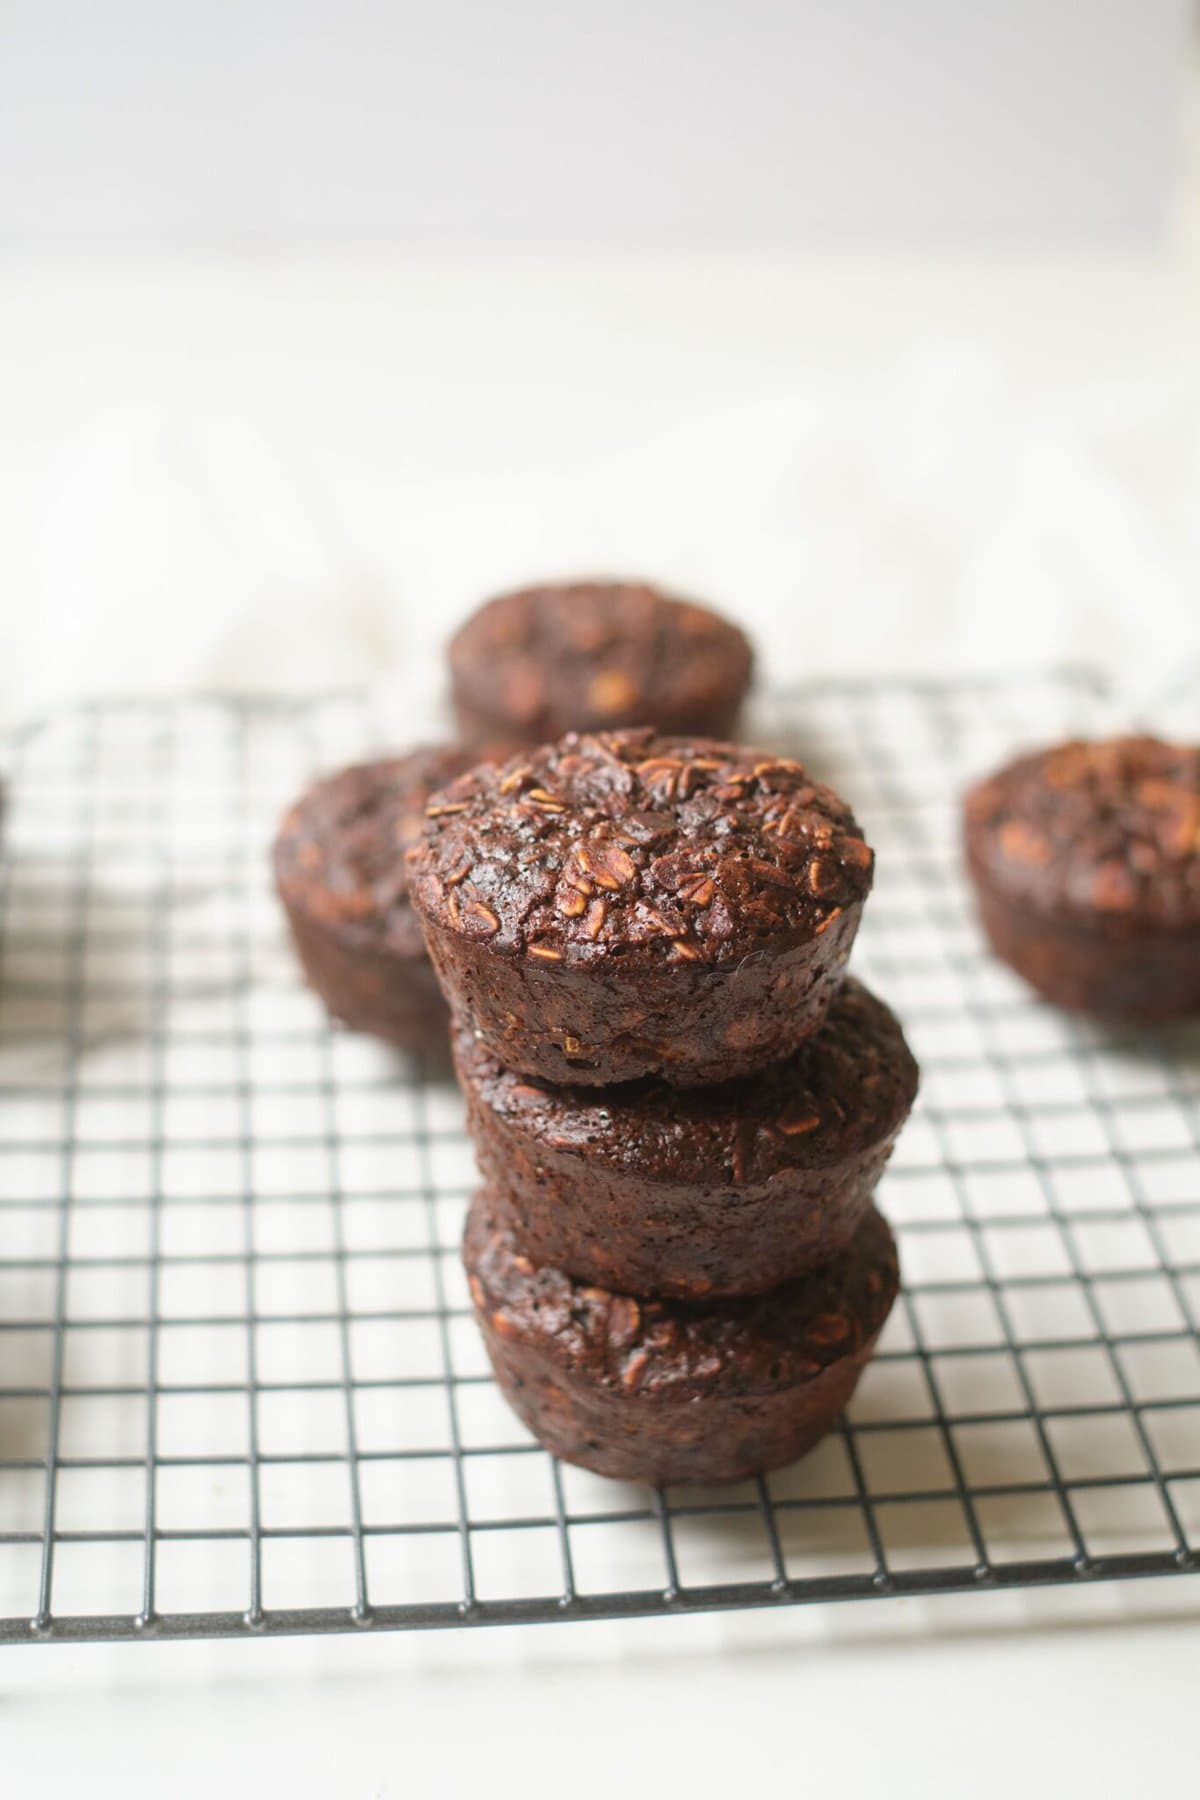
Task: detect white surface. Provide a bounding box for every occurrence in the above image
[5,251,1200,728]
[0,0,1190,250]
[3,247,1200,1788]
[2,1587,1199,1796]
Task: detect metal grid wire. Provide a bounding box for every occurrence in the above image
[0,672,1198,1645]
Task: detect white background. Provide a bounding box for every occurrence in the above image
[0,1,1190,250]
[2,3,1200,725]
[6,250,1200,727]
[2,8,1200,1793]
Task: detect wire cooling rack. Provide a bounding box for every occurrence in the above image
[0,673,1198,1645]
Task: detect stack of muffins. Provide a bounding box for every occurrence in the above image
[276,580,918,1486]
[408,732,918,1487]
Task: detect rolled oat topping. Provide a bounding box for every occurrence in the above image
[407,729,874,966]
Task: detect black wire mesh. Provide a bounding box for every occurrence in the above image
[0,674,1197,1645]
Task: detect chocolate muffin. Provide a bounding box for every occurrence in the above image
[448,581,753,746]
[454,977,917,1299]
[273,747,481,1050]
[407,729,873,1087]
[465,1189,898,1487]
[965,736,1200,1022]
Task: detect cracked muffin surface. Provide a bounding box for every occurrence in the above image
[407,729,873,1084]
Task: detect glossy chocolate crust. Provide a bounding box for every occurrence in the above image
[464,1191,899,1486]
[408,729,872,1086]
[964,736,1200,1021]
[273,747,480,1048]
[454,978,918,1298]
[448,581,754,746]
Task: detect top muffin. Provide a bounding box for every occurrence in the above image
[406,729,872,1086]
[448,580,753,745]
[410,729,871,967]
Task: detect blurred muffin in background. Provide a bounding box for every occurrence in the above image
[964,735,1200,1023]
[448,579,753,746]
[273,744,484,1055]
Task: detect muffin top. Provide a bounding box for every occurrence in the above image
[466,1194,898,1401]
[965,736,1200,928]
[274,746,481,958]
[407,729,873,969]
[454,977,917,1183]
[449,580,753,736]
